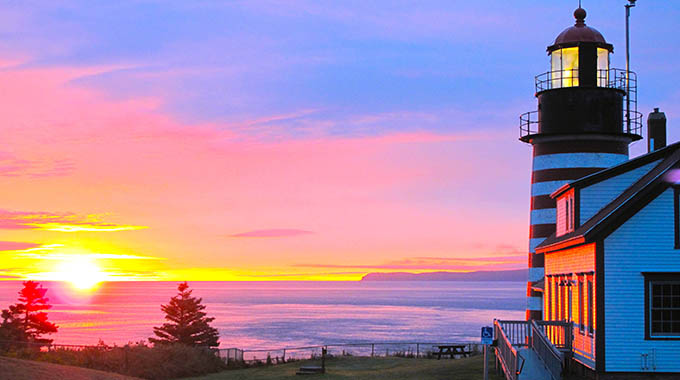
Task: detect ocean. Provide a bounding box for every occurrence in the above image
[0,281,524,351]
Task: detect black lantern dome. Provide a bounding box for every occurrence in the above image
[552,8,609,48]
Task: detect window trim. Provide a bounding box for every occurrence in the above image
[643,272,680,340]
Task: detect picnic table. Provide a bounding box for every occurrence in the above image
[433,344,470,359]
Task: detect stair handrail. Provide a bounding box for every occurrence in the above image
[494,319,520,380]
[529,320,563,380]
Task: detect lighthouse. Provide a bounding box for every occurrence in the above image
[520,7,642,320]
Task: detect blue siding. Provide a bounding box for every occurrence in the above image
[604,189,680,372]
[580,160,661,223]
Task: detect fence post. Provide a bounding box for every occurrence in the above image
[416,343,419,358]
[371,344,374,357]
[124,345,129,374]
[282,349,286,362]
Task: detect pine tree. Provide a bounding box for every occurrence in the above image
[150,282,219,347]
[0,281,58,344]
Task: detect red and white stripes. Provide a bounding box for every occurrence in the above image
[526,140,628,320]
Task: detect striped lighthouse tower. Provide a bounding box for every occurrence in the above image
[520,7,642,320]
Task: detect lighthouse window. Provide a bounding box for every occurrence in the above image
[597,48,609,87]
[550,47,579,88]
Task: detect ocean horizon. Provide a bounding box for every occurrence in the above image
[0,280,524,350]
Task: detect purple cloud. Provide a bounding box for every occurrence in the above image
[294,255,525,271]
[229,229,314,238]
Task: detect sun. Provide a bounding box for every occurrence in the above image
[54,256,107,290]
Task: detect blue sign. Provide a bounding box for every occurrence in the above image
[481,326,493,345]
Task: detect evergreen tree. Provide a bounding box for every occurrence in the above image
[0,281,58,344]
[150,282,219,347]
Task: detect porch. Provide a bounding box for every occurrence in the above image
[493,319,573,380]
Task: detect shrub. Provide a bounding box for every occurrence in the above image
[1,342,226,379]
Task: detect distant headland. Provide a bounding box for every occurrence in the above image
[360,269,527,281]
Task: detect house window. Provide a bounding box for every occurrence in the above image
[578,276,585,333]
[560,277,566,320]
[587,277,594,335]
[675,188,679,249]
[645,273,680,339]
[546,276,551,320]
[567,197,572,231]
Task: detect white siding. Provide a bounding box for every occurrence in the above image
[532,153,628,171]
[604,189,680,372]
[580,160,661,223]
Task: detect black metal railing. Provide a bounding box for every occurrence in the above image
[521,68,642,139]
[519,111,539,138]
[535,70,579,92]
[534,68,634,93]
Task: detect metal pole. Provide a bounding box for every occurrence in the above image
[483,344,489,380]
[625,0,636,133]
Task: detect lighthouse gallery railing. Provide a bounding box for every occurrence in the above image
[521,68,642,139]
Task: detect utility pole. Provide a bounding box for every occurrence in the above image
[625,0,636,134]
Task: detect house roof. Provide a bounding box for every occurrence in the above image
[537,144,680,253]
[550,141,680,199]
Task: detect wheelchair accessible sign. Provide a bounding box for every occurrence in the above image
[481,326,493,345]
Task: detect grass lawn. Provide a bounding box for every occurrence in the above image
[186,355,506,380]
[0,356,140,380]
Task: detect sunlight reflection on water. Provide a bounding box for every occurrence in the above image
[0,281,524,349]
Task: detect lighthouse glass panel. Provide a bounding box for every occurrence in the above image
[597,48,610,87]
[550,47,579,88]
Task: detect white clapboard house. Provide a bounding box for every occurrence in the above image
[536,137,680,377]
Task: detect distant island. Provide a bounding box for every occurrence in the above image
[361,269,527,281]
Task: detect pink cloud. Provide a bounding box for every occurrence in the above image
[230,229,314,238]
[0,241,41,251]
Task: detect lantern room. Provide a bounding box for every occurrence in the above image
[519,7,643,142]
[546,7,612,88]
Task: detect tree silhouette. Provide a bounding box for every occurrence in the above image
[150,282,219,347]
[0,281,58,344]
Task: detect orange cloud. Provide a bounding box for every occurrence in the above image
[0,209,147,232]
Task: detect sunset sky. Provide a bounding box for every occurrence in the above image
[1,1,679,282]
